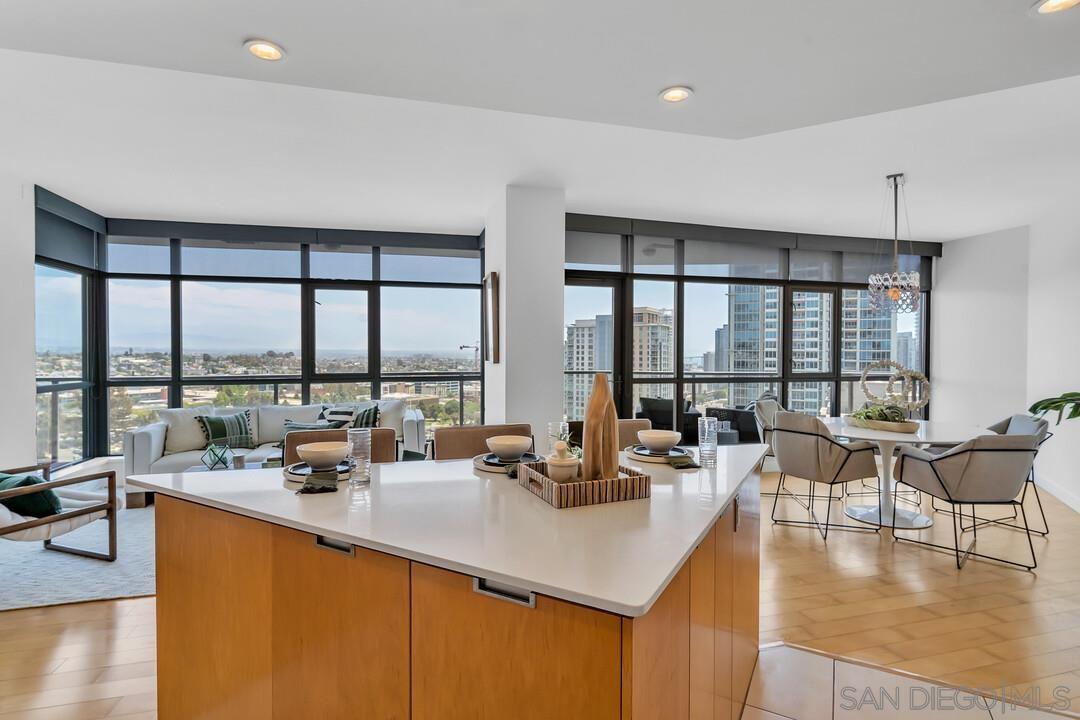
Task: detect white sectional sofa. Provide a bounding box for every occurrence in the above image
[123,400,424,478]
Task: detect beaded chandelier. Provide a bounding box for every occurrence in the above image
[868,173,920,314]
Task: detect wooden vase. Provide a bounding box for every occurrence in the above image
[582,373,619,482]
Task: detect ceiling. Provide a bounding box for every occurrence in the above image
[2,48,1079,241]
[1,0,1079,139]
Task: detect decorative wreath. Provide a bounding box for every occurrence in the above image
[860,359,930,412]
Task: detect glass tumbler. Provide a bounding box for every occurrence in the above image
[698,417,718,467]
[347,428,372,487]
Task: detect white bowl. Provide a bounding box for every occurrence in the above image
[637,429,682,454]
[296,441,349,470]
[485,435,533,462]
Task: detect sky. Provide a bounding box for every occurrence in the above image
[36,265,480,356]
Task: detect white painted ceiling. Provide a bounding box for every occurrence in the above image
[1,49,1079,241]
[1,0,1079,138]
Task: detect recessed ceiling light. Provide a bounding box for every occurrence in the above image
[659,86,693,104]
[244,39,285,61]
[1032,0,1080,13]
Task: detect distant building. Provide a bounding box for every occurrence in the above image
[896,331,914,369]
[702,351,716,373]
[713,325,730,373]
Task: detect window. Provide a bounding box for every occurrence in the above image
[790,290,833,374]
[563,223,933,430]
[181,238,301,278]
[107,236,171,274]
[380,287,481,374]
[309,245,372,281]
[182,384,281,408]
[565,232,622,272]
[381,379,479,431]
[381,247,481,283]
[314,289,368,374]
[108,279,171,378]
[684,240,782,279]
[181,282,301,376]
[683,283,781,375]
[563,284,616,420]
[108,386,167,454]
[35,264,89,465]
[309,382,373,405]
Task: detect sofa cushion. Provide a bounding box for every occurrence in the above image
[213,406,261,445]
[245,444,284,464]
[258,404,324,445]
[369,399,405,436]
[0,473,63,519]
[150,450,226,474]
[196,410,255,450]
[160,406,212,454]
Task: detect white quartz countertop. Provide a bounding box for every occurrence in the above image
[130,444,766,617]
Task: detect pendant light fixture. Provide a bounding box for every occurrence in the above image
[868,172,920,314]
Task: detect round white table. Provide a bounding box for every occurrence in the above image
[820,418,987,530]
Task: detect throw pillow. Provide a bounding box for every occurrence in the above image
[283,419,347,432]
[0,473,63,519]
[195,410,254,449]
[318,406,360,427]
[353,405,380,428]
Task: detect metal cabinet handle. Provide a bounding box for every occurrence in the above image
[314,535,355,557]
[734,496,741,532]
[472,577,536,608]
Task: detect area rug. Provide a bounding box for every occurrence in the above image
[0,506,155,611]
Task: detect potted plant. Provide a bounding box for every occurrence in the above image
[1029,392,1080,425]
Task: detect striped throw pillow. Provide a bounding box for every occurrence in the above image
[195,410,254,449]
[353,405,379,428]
[318,406,360,426]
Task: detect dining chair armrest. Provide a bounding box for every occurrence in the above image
[0,471,117,501]
[897,446,936,464]
[844,441,877,453]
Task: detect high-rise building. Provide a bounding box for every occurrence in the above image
[728,286,781,407]
[713,325,730,373]
[841,289,897,374]
[896,331,914,370]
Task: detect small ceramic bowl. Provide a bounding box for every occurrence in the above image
[637,429,682,454]
[485,435,533,462]
[296,441,349,470]
[546,457,580,483]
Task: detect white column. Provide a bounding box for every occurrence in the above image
[483,185,565,440]
[0,177,40,467]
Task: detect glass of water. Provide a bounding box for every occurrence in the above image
[698,417,718,467]
[347,428,371,487]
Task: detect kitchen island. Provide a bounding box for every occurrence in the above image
[130,444,765,720]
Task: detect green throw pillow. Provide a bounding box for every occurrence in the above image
[283,419,348,432]
[195,410,254,449]
[0,473,63,518]
[354,405,379,428]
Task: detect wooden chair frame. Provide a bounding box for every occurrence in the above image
[0,464,118,562]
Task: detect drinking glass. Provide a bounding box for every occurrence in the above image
[719,420,731,433]
[347,428,372,487]
[547,421,570,453]
[698,417,718,467]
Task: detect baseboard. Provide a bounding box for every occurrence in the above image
[1037,475,1080,514]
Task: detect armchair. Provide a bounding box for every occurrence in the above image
[0,464,118,561]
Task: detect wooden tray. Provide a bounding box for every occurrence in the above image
[848,417,920,434]
[518,461,650,509]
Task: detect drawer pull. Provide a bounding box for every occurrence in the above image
[314,535,355,556]
[734,496,741,532]
[472,577,536,608]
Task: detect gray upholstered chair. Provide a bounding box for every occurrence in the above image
[893,434,1040,570]
[432,423,533,461]
[753,398,782,457]
[770,412,881,539]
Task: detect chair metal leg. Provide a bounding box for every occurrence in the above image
[771,475,879,539]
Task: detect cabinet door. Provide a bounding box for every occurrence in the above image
[714,507,735,720]
[271,526,410,720]
[690,523,717,720]
[730,474,761,719]
[156,496,273,720]
[411,563,622,720]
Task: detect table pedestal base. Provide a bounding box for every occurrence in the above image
[845,504,933,530]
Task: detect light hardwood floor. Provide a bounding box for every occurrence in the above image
[1,472,1078,718]
[762,471,1080,715]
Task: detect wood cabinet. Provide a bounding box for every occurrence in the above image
[155,472,760,720]
[156,495,274,720]
[411,563,623,720]
[271,525,410,720]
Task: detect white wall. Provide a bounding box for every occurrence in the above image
[483,185,566,441]
[930,226,1030,426]
[0,176,39,467]
[1026,207,1080,511]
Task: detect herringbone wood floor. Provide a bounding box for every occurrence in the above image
[1,474,1078,718]
[762,471,1080,715]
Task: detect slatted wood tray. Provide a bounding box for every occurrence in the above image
[517,461,650,509]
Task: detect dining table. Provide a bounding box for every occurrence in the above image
[820,417,988,530]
